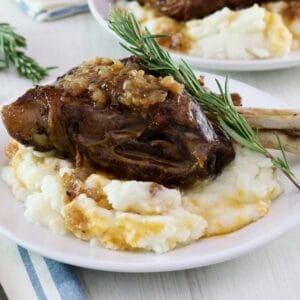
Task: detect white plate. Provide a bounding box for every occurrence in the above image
[1,72,300,272]
[88,0,300,71]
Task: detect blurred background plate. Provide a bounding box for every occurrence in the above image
[88,0,300,72]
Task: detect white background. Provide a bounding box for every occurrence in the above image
[1,0,300,299]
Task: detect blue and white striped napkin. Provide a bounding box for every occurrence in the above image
[0,234,87,300]
[16,0,89,22]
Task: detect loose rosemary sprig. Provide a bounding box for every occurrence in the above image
[0,23,51,84]
[109,9,300,190]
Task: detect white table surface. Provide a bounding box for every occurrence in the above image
[1,1,300,299]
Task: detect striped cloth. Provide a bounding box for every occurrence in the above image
[0,234,87,300]
[16,0,89,22]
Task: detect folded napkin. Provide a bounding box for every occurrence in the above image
[16,0,89,21]
[0,234,87,300]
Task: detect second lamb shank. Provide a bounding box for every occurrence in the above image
[137,0,297,20]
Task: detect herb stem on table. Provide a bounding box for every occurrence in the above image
[0,23,52,84]
[109,9,300,190]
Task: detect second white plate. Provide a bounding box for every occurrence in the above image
[88,0,300,71]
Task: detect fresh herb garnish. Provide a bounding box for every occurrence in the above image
[0,23,52,84]
[109,9,300,190]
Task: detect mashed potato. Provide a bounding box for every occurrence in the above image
[118,1,294,60]
[1,142,207,253]
[184,146,282,236]
[1,142,282,253]
[263,2,300,49]
[187,5,291,59]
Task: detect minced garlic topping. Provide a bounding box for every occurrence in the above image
[57,57,184,109]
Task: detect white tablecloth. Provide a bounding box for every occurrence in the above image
[1,0,300,299]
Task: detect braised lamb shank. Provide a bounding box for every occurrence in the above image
[137,0,295,20]
[2,57,235,187]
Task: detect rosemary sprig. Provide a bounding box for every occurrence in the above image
[109,9,300,190]
[0,23,51,84]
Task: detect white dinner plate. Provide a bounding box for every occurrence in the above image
[0,72,300,272]
[88,0,300,71]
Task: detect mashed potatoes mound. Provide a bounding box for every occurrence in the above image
[2,142,282,253]
[187,5,292,59]
[1,143,206,253]
[184,146,283,236]
[119,1,293,60]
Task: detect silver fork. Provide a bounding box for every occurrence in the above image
[0,283,8,300]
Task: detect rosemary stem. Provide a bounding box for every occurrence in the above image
[265,151,300,190]
[108,9,300,190]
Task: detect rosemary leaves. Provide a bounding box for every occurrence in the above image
[0,23,51,84]
[109,9,300,190]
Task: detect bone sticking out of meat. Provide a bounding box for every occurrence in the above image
[237,107,300,154]
[137,0,297,21]
[258,130,300,155]
[237,107,300,132]
[1,57,235,188]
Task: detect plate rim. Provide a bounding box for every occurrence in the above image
[87,0,300,72]
[0,212,299,273]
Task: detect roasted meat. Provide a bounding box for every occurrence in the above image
[137,0,294,20]
[2,57,235,187]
